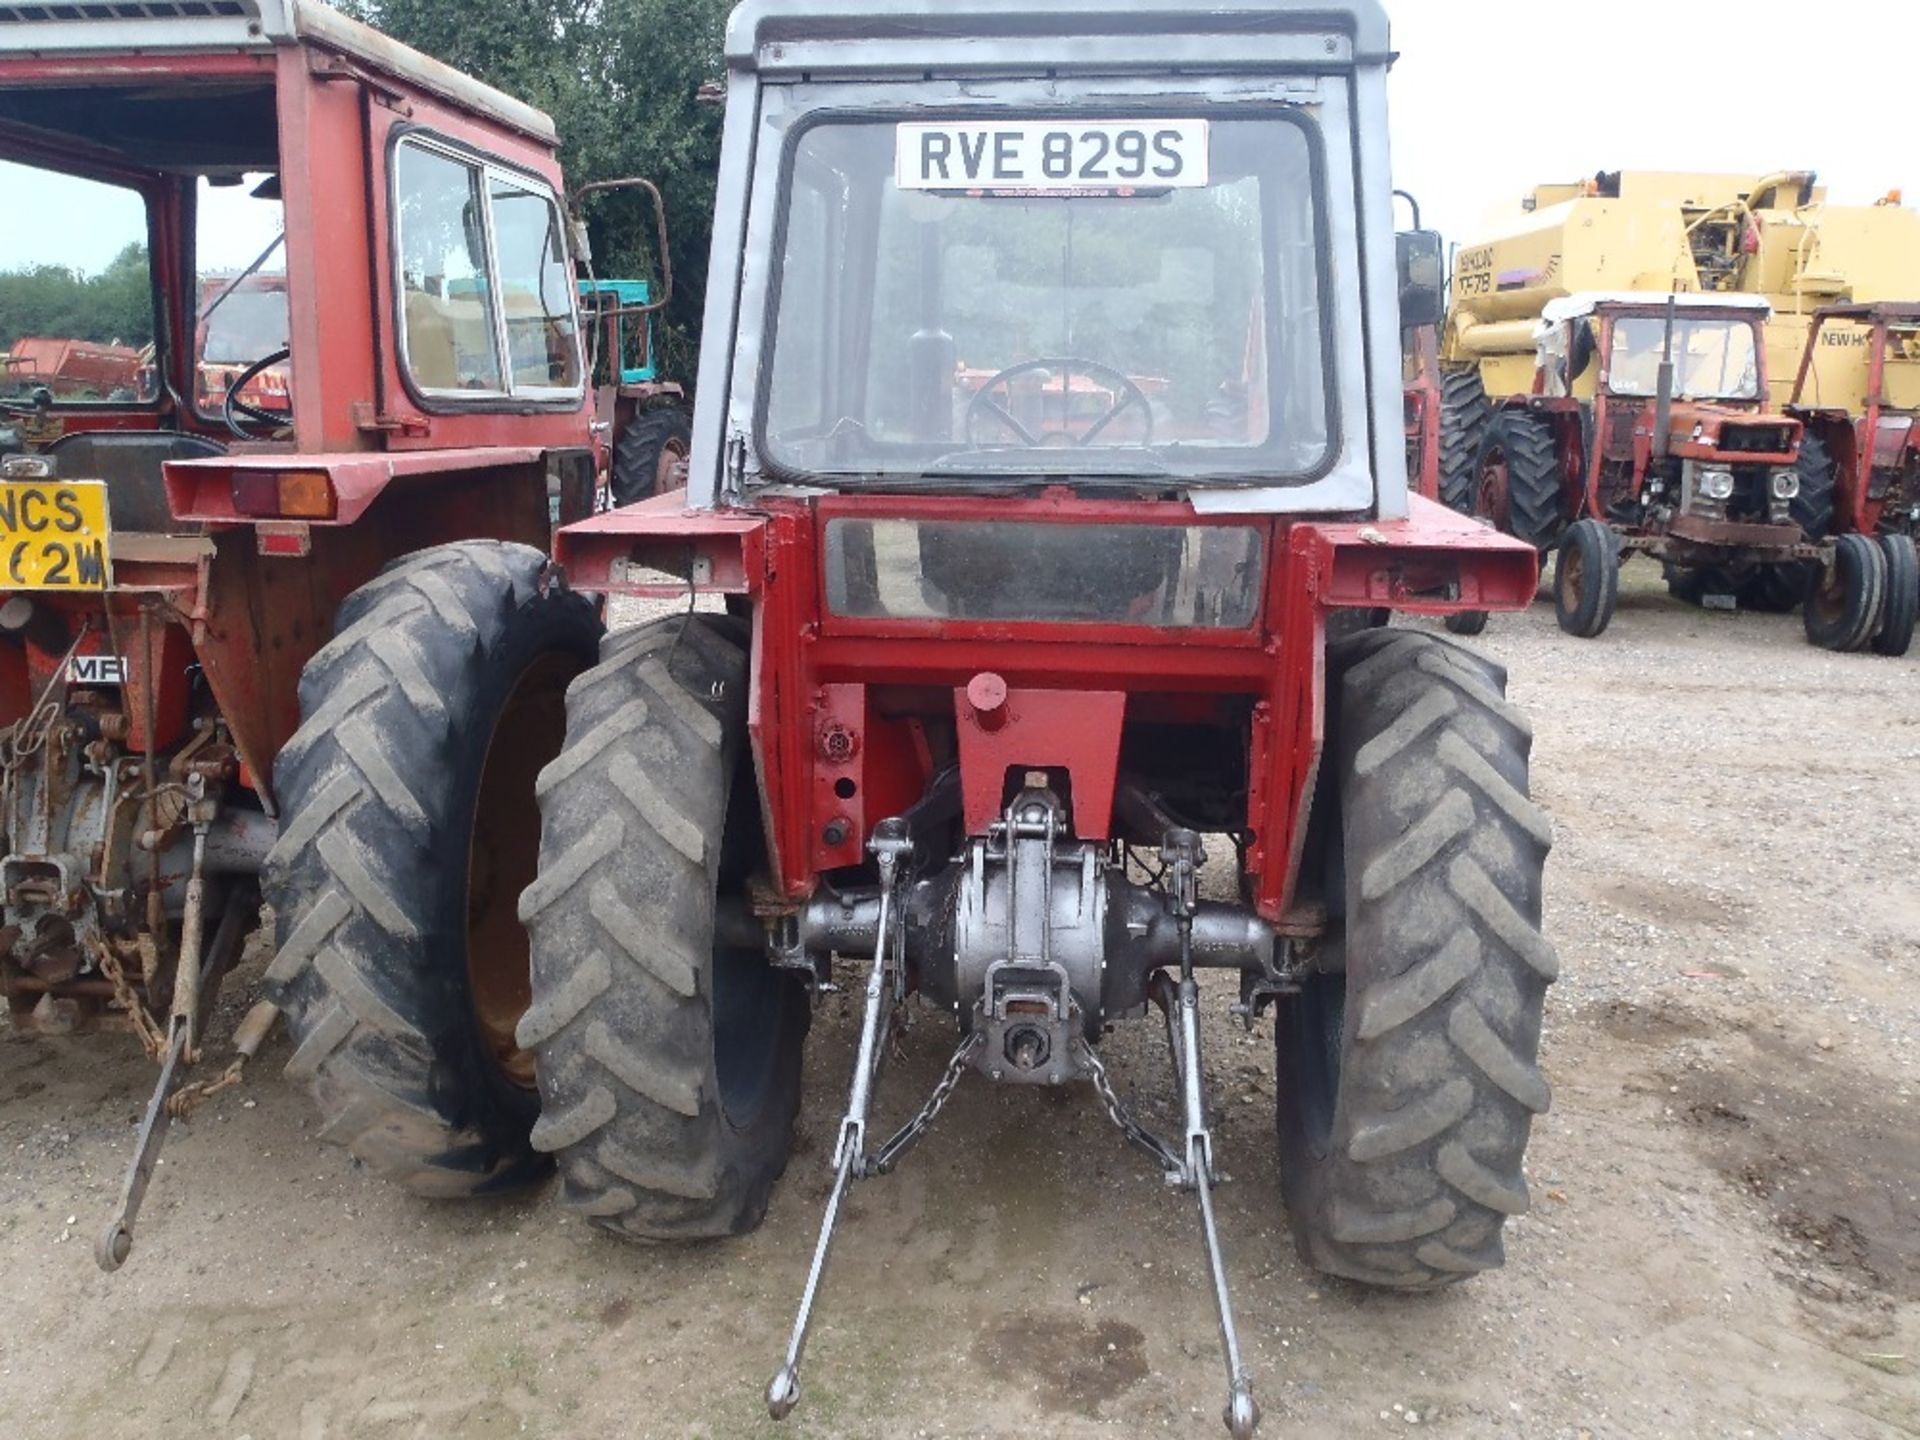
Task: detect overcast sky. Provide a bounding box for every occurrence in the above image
[4,0,1917,277]
[1387,0,1918,246]
[0,164,281,275]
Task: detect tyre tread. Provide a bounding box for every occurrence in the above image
[1279,630,1557,1289]
[521,616,804,1239]
[264,541,599,1195]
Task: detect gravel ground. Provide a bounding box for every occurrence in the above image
[0,571,1914,1439]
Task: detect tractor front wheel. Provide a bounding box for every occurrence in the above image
[1275,629,1556,1288]
[519,615,808,1239]
[1804,533,1887,653]
[264,542,603,1195]
[1553,519,1619,637]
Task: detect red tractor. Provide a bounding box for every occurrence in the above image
[0,4,610,1263]
[1455,294,1851,642]
[529,2,1553,1433]
[193,271,293,421]
[1786,302,1920,657]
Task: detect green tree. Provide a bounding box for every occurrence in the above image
[0,243,155,356]
[344,0,731,378]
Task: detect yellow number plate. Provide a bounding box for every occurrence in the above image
[0,481,110,590]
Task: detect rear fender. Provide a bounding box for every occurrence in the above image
[1294,494,1540,616]
[554,492,765,596]
[1252,496,1539,925]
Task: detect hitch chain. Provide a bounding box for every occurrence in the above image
[93,940,168,1062]
[167,997,281,1119]
[1076,1036,1184,1178]
[167,1056,246,1120]
[867,1029,982,1177]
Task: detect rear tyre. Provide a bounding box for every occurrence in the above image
[519,615,808,1239]
[1276,629,1556,1288]
[1553,519,1619,638]
[609,406,693,508]
[1437,370,1491,515]
[264,542,603,1195]
[1804,533,1888,653]
[1471,409,1563,550]
[1443,610,1489,636]
[1871,533,1918,657]
[1793,432,1838,541]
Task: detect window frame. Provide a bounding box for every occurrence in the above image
[0,154,163,413]
[752,103,1341,489]
[1602,311,1766,403]
[186,172,291,426]
[388,128,585,413]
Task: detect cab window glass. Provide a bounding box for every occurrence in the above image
[0,160,157,406]
[393,137,582,402]
[490,176,581,391]
[195,173,290,419]
[768,177,832,439]
[396,141,504,393]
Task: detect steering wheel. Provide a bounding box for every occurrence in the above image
[223,349,292,439]
[964,357,1155,449]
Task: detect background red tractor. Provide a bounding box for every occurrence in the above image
[1786,302,1920,656]
[529,2,1554,1434]
[0,1,608,1264]
[1448,294,1851,641]
[574,176,695,508]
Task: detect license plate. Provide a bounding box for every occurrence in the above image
[895,120,1209,194]
[0,481,110,590]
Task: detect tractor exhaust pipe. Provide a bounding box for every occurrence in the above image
[1651,293,1678,460]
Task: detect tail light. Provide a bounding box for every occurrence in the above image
[230,470,336,520]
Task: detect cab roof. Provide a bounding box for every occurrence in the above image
[1542,292,1774,323]
[723,0,1391,72]
[0,0,556,146]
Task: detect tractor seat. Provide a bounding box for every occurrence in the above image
[42,431,227,533]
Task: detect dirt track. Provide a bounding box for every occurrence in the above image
[1,574,1916,1439]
